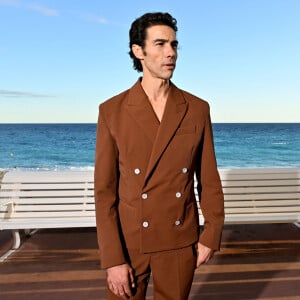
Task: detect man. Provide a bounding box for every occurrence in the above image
[94,12,224,299]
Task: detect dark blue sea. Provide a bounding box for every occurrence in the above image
[0,123,299,171]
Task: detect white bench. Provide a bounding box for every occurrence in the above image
[1,168,299,261]
[0,171,95,261]
[218,168,300,225]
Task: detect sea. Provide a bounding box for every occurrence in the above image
[0,123,299,171]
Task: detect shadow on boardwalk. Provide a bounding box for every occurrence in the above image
[0,223,299,300]
[189,223,300,300]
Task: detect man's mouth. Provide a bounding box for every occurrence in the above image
[164,63,176,69]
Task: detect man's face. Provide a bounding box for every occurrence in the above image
[140,25,178,80]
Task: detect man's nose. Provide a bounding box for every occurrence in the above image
[166,44,177,58]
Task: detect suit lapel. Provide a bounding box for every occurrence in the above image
[144,83,188,185]
[126,79,160,143]
[125,80,188,186]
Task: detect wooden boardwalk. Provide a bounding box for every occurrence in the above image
[0,223,299,300]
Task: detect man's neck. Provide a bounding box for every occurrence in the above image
[141,77,170,102]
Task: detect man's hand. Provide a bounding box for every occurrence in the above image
[107,263,135,299]
[196,242,214,268]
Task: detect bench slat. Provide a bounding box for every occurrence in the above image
[220,173,299,181]
[221,175,299,181]
[0,203,96,212]
[220,169,300,174]
[0,183,94,190]
[0,210,96,218]
[0,218,96,230]
[224,206,299,213]
[224,199,300,207]
[224,214,299,224]
[0,190,95,197]
[0,197,94,204]
[221,179,299,187]
[222,186,299,193]
[195,191,300,200]
[223,193,299,200]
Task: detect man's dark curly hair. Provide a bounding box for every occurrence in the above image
[129,12,178,72]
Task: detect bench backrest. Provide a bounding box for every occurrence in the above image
[0,171,95,229]
[218,168,300,224]
[1,168,299,228]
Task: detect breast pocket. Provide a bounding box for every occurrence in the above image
[168,126,196,166]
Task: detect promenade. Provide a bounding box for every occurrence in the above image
[0,223,299,300]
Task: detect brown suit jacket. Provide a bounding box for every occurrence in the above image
[94,79,224,269]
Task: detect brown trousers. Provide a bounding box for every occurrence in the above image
[107,245,197,300]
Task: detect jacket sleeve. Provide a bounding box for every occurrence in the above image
[195,105,224,250]
[94,104,126,269]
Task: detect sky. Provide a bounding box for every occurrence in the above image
[0,0,299,123]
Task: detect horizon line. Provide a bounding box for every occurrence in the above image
[0,122,299,125]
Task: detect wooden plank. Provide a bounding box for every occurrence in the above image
[195,191,299,200]
[222,186,299,193]
[0,197,95,204]
[219,167,299,175]
[0,210,96,218]
[224,214,299,224]
[199,209,300,216]
[221,175,299,182]
[224,206,299,213]
[0,183,94,190]
[0,190,95,197]
[220,173,299,180]
[224,212,299,217]
[224,199,300,207]
[221,179,300,187]
[0,218,96,230]
[8,204,96,212]
[1,180,93,185]
[1,171,93,180]
[223,193,299,200]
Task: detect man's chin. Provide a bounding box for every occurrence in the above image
[163,71,175,80]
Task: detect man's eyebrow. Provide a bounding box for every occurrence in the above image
[153,38,179,44]
[153,38,168,43]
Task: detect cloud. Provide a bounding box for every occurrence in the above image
[27,3,59,16]
[80,13,108,24]
[0,2,108,23]
[0,1,59,16]
[0,90,53,98]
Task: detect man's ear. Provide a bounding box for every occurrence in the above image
[132,44,144,60]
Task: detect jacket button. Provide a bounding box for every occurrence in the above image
[142,221,149,228]
[175,192,182,198]
[134,168,141,174]
[142,193,148,200]
[182,167,188,174]
[175,220,181,226]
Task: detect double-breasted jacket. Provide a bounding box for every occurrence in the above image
[94,79,224,269]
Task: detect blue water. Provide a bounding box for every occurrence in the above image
[0,123,299,171]
[213,123,299,168]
